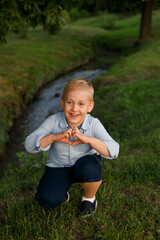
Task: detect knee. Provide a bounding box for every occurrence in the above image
[35,191,63,210]
[75,155,102,182]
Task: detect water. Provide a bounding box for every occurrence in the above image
[0,65,106,177]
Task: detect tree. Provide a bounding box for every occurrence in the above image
[103,0,156,41]
[139,0,153,40]
[0,0,65,43]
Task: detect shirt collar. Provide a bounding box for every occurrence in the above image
[60,112,89,131]
[80,114,89,130]
[60,112,69,129]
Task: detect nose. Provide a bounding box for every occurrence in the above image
[72,103,78,111]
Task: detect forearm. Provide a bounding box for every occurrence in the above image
[88,137,110,157]
[39,134,55,148]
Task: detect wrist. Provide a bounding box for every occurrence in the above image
[50,134,56,143]
[87,136,94,145]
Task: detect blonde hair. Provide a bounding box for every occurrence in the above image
[62,78,94,102]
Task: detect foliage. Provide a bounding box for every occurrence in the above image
[0,0,65,43]
[16,151,48,169]
[12,20,29,38]
[70,8,90,20]
[63,0,143,15]
[64,0,160,15]
[43,9,70,34]
[1,0,160,42]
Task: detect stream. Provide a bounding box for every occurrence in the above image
[0,62,107,177]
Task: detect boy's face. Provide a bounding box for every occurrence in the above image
[61,89,94,128]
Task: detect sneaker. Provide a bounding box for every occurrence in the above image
[80,200,97,216]
[65,192,70,202]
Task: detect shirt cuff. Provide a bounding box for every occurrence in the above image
[103,141,119,159]
[36,135,51,152]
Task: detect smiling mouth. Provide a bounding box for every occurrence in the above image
[70,113,79,118]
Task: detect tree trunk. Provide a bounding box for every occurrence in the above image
[139,0,153,40]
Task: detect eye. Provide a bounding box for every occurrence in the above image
[79,103,84,106]
[67,101,72,104]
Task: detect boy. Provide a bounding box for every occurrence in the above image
[25,78,119,216]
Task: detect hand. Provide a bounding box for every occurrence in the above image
[71,127,90,146]
[55,129,73,145]
[55,128,90,146]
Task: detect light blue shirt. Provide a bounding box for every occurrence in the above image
[25,112,119,167]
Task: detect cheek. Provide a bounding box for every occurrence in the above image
[82,108,89,114]
[64,104,69,110]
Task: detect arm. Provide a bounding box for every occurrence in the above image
[25,114,73,153]
[72,129,110,157]
[25,115,56,153]
[39,129,73,148]
[92,119,119,159]
[72,120,119,159]
[39,134,55,148]
[87,137,111,157]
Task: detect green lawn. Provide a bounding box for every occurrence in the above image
[0,10,160,239]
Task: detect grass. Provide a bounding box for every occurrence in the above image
[72,11,120,30]
[0,10,160,240]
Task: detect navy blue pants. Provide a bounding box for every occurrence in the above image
[35,154,102,210]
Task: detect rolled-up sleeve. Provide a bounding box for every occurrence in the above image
[93,119,119,159]
[25,116,55,153]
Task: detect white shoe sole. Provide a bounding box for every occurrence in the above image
[66,192,70,202]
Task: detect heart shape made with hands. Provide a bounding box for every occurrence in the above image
[58,137,82,146]
[57,128,83,146]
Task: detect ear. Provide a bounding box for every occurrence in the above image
[88,101,94,113]
[61,98,64,109]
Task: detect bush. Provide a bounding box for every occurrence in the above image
[70,8,90,20]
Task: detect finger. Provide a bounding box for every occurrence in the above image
[65,139,72,145]
[65,129,72,138]
[72,127,78,132]
[67,132,70,138]
[72,128,78,136]
[62,139,72,145]
[71,140,79,146]
[68,128,72,137]
[64,133,68,138]
[71,129,75,137]
[74,132,79,139]
[65,128,71,134]
[72,139,84,145]
[72,132,76,138]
